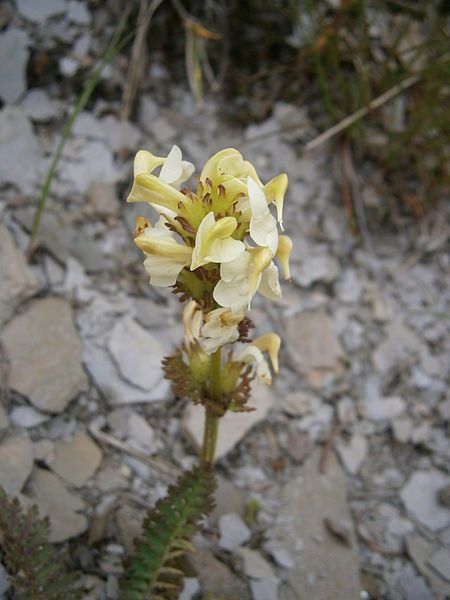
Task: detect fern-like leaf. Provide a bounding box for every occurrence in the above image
[0,487,81,599]
[122,466,216,599]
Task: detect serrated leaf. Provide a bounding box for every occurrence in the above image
[121,466,216,599]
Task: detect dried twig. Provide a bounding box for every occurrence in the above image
[89,418,181,479]
[341,139,376,255]
[121,0,165,120]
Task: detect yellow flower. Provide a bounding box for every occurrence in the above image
[199,308,244,354]
[190,212,245,270]
[276,235,293,280]
[234,333,281,384]
[263,173,288,230]
[213,247,281,313]
[247,176,278,255]
[128,145,194,217]
[134,217,192,287]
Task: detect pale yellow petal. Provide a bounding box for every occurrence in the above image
[134,150,165,176]
[276,235,293,280]
[127,173,186,212]
[263,173,288,230]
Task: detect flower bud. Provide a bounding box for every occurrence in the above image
[253,333,281,374]
[276,235,293,281]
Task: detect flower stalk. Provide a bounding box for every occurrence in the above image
[128,145,292,469]
[200,347,222,466]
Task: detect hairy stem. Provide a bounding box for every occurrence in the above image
[200,348,221,466]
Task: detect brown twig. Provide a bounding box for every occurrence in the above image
[319,420,341,474]
[89,418,180,479]
[341,138,377,255]
[121,0,165,120]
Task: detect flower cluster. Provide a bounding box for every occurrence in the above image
[129,145,292,401]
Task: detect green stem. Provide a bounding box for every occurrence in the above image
[200,408,219,466]
[27,5,137,252]
[200,348,221,466]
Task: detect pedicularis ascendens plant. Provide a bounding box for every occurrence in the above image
[122,145,292,598]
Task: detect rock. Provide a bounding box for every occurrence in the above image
[96,463,129,492]
[10,406,49,428]
[284,312,343,386]
[392,416,413,443]
[115,504,144,554]
[335,269,362,304]
[139,96,159,131]
[108,316,168,392]
[0,107,42,194]
[337,397,356,426]
[401,470,450,531]
[84,343,170,405]
[211,476,245,524]
[294,253,339,288]
[51,432,102,487]
[183,381,274,460]
[178,578,200,600]
[67,0,91,25]
[101,115,141,152]
[0,28,29,103]
[406,533,450,597]
[250,576,280,600]
[72,111,105,140]
[59,140,119,194]
[438,399,450,421]
[279,391,311,416]
[127,412,160,454]
[1,298,88,413]
[361,396,406,421]
[88,182,120,219]
[264,542,295,569]
[297,401,334,441]
[285,430,311,463]
[335,435,368,475]
[16,0,65,23]
[358,503,414,554]
[237,547,274,579]
[148,115,176,143]
[27,468,87,542]
[0,430,33,494]
[391,564,433,600]
[33,439,55,465]
[271,450,360,599]
[0,561,9,596]
[273,101,314,142]
[0,404,9,430]
[218,513,251,551]
[438,485,450,508]
[59,56,78,77]
[373,320,424,375]
[21,88,62,122]
[188,546,250,600]
[428,548,450,583]
[0,225,37,327]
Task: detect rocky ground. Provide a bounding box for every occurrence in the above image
[1,2,450,599]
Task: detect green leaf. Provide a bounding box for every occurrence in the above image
[0,487,81,599]
[121,466,216,599]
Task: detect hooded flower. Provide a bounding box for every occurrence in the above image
[276,235,293,280]
[199,307,244,354]
[213,247,281,313]
[134,217,192,287]
[247,176,278,255]
[190,212,245,270]
[128,145,194,217]
[234,333,281,385]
